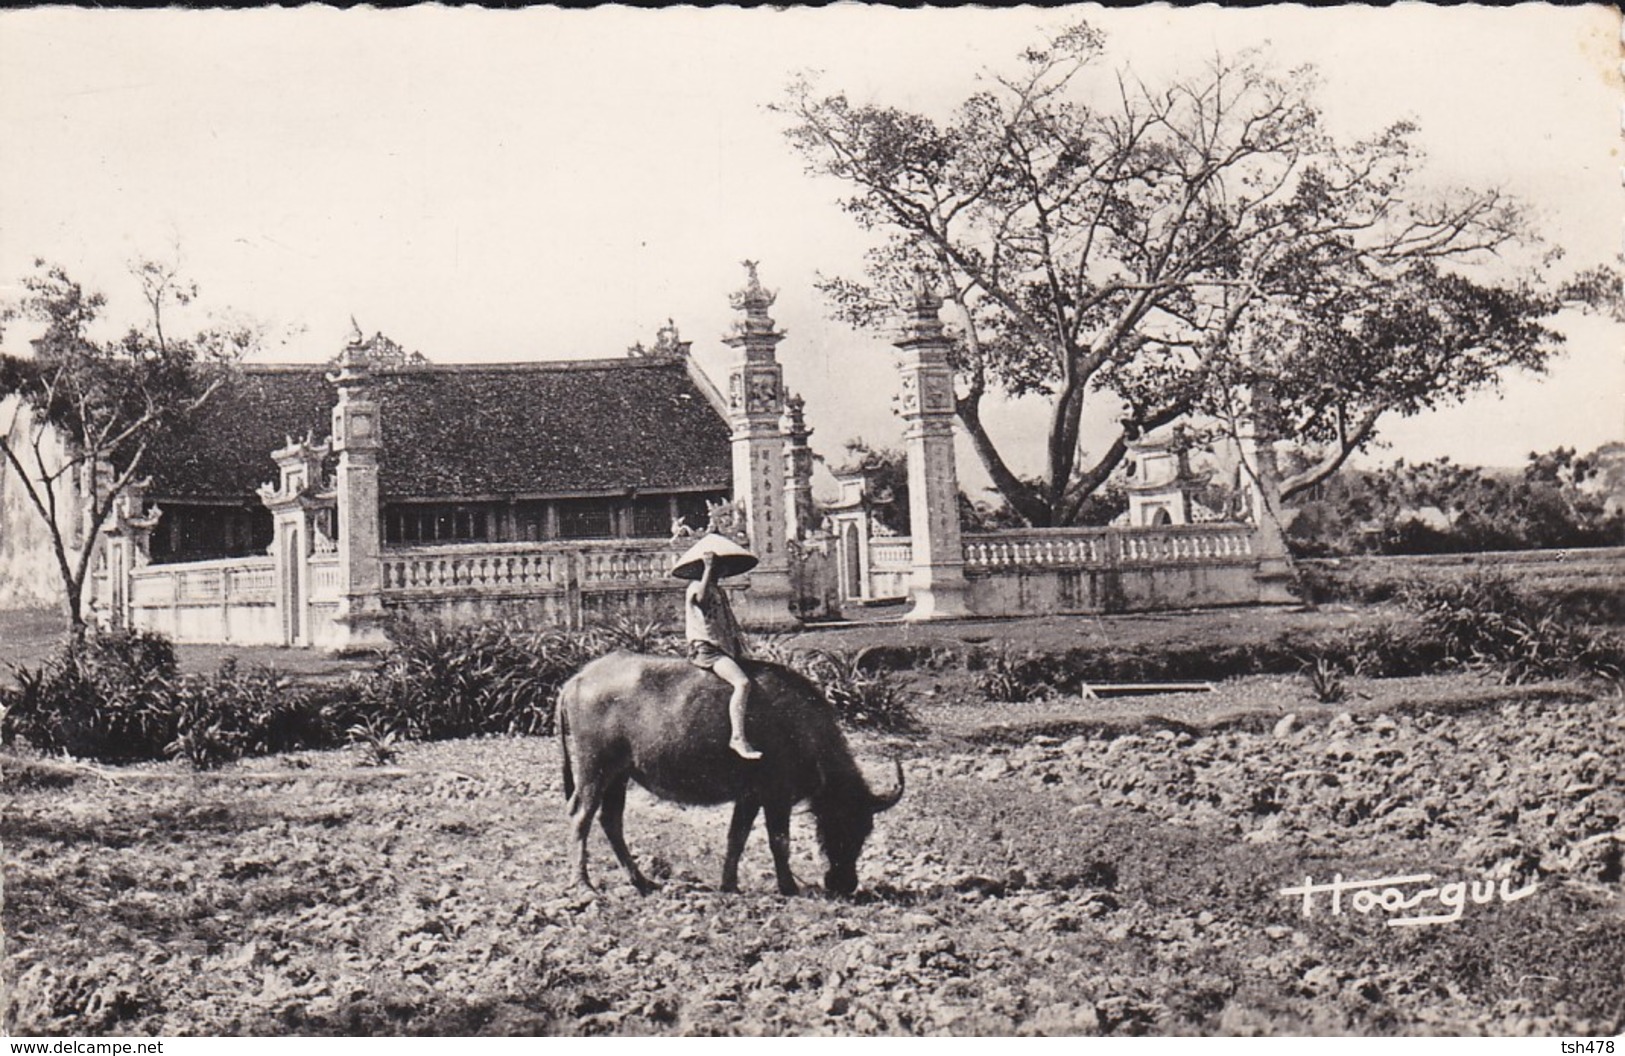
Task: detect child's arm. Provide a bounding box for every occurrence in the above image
[695,551,717,605]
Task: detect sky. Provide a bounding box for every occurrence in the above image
[1,4,1620,498]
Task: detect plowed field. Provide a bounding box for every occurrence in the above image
[4,677,1621,1036]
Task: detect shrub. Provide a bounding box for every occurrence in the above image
[166,660,342,770]
[747,634,801,669]
[1329,622,1448,678]
[1290,562,1344,607]
[1300,655,1348,704]
[1549,584,1625,627]
[2,629,180,762]
[353,617,594,740]
[166,678,249,770]
[588,612,680,656]
[345,715,401,766]
[798,648,918,732]
[971,644,1063,702]
[1404,572,1625,683]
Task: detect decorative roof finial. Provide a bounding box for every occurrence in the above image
[725,259,785,350]
[783,392,812,441]
[629,319,692,359]
[908,268,943,313]
[897,269,947,346]
[729,259,777,316]
[329,318,374,389]
[654,318,690,356]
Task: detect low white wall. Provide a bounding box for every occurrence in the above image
[386,584,686,629]
[382,539,694,631]
[0,398,77,609]
[965,561,1260,617]
[960,524,1263,617]
[132,597,283,645]
[127,556,283,645]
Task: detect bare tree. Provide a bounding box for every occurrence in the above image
[0,259,254,630]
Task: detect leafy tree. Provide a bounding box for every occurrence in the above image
[0,259,253,629]
[959,491,1025,532]
[1222,260,1564,509]
[781,24,1573,528]
[1558,264,1625,323]
[835,439,910,535]
[1285,450,1624,556]
[837,438,1072,533]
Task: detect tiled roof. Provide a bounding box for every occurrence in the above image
[144,358,733,501]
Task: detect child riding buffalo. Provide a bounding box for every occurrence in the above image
[672,533,762,760]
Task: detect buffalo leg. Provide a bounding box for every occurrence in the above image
[721,799,760,893]
[763,802,799,896]
[599,779,654,894]
[567,782,603,892]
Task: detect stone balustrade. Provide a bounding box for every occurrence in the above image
[957,523,1262,616]
[377,539,688,629]
[578,546,674,585]
[964,530,1107,570]
[130,556,278,607]
[231,562,278,601]
[963,524,1253,571]
[869,538,914,570]
[381,545,571,593]
[129,569,175,607]
[308,555,341,603]
[380,539,679,596]
[1115,524,1254,564]
[127,556,278,644]
[117,523,1267,648]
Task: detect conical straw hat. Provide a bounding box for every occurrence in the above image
[671,533,758,581]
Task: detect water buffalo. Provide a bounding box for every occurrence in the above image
[557,651,903,895]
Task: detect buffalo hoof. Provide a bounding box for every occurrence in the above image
[631,877,659,896]
[777,880,800,897]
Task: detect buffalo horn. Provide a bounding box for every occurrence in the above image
[870,757,905,811]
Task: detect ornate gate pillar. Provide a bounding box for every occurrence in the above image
[258,436,330,647]
[1236,429,1297,604]
[325,337,392,652]
[782,393,817,543]
[894,281,968,621]
[722,262,798,631]
[97,480,160,629]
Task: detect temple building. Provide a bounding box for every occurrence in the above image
[140,330,733,564]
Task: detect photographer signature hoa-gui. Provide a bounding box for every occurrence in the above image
[1279,871,1539,927]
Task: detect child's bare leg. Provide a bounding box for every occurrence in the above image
[713,657,762,760]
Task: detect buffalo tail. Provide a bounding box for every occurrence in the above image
[558,679,575,801]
